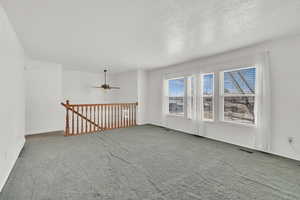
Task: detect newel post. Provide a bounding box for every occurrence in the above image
[65,100,70,136]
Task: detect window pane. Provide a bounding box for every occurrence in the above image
[224,96,255,124]
[203,74,214,95]
[168,78,184,115]
[203,97,213,120]
[224,67,256,94]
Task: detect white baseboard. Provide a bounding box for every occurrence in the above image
[0,137,25,192]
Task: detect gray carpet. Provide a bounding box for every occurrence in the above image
[1,125,300,200]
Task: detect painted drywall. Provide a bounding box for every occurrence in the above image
[25,60,64,135]
[137,70,148,125]
[147,34,300,161]
[0,4,26,191]
[108,70,138,103]
[25,67,107,135]
[62,69,106,104]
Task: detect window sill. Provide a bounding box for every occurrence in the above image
[166,114,185,118]
[219,120,257,128]
[202,120,215,123]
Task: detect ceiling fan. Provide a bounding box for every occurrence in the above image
[93,69,120,90]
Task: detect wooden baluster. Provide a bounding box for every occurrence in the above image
[91,106,93,132]
[131,104,133,126]
[134,103,137,125]
[103,105,105,130]
[125,104,127,127]
[111,105,113,129]
[133,104,135,126]
[105,105,107,130]
[116,105,118,128]
[124,105,126,128]
[114,105,116,129]
[101,105,103,130]
[85,106,88,133]
[97,105,99,131]
[110,105,112,129]
[120,105,123,128]
[125,104,129,127]
[125,104,128,127]
[94,105,98,132]
[89,106,91,132]
[117,105,120,128]
[132,104,134,126]
[107,105,109,129]
[109,105,111,129]
[112,105,114,129]
[76,106,79,134]
[93,106,95,132]
[108,105,111,129]
[71,105,74,135]
[128,104,130,127]
[65,100,70,136]
[120,104,122,128]
[129,104,132,126]
[81,106,83,133]
[123,105,125,128]
[115,105,118,128]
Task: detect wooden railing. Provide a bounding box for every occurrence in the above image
[61,100,138,136]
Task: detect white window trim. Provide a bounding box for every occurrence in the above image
[166,76,185,117]
[165,75,196,119]
[220,66,258,127]
[186,75,196,120]
[201,73,214,122]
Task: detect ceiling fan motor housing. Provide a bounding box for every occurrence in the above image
[101,84,110,89]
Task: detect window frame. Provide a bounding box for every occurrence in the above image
[201,73,215,122]
[166,76,185,117]
[220,66,258,126]
[186,75,196,120]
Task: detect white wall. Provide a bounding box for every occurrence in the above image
[25,60,64,135]
[268,36,300,160]
[147,35,300,161]
[108,70,150,124]
[0,4,26,191]
[25,67,108,135]
[62,69,106,104]
[108,70,138,103]
[137,70,148,125]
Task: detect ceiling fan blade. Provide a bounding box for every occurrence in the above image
[92,86,103,88]
[109,86,120,89]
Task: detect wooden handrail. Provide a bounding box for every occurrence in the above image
[61,100,138,136]
[69,102,138,107]
[61,102,103,131]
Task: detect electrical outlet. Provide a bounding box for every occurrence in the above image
[288,137,294,144]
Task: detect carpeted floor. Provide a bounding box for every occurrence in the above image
[1,125,300,200]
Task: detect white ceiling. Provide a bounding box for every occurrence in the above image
[1,0,300,73]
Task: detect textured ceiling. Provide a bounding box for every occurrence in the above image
[1,0,300,72]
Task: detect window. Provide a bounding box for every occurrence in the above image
[168,77,185,115]
[221,67,256,125]
[201,73,214,121]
